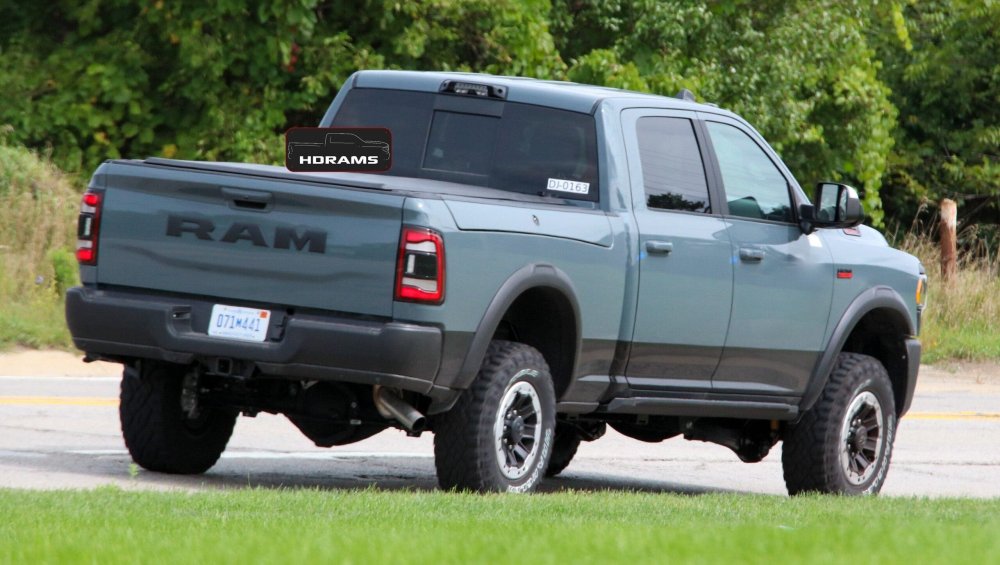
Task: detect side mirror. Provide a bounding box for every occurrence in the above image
[812,182,864,228]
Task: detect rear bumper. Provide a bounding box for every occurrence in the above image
[66,286,443,395]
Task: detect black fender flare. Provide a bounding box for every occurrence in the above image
[800,285,915,414]
[454,263,582,392]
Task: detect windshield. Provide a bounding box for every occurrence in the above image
[331,88,600,203]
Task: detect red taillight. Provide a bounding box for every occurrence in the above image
[76,190,103,265]
[75,246,95,263]
[395,226,445,304]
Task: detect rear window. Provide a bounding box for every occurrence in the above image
[331,88,600,202]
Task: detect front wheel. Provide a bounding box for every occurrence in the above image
[433,341,556,493]
[782,353,897,495]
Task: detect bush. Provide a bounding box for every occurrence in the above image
[0,135,78,348]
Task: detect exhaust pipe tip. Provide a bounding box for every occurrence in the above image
[373,386,427,433]
[409,415,428,434]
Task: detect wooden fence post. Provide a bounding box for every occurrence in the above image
[939,198,957,282]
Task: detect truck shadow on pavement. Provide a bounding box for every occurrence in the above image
[4,451,739,495]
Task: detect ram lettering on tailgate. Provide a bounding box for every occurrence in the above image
[165,215,327,254]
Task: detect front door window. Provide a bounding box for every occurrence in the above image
[705,122,793,223]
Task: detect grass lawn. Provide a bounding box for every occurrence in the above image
[0,488,996,564]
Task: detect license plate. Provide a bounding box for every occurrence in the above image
[207,304,271,343]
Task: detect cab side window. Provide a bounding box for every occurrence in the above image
[636,117,711,214]
[705,122,793,223]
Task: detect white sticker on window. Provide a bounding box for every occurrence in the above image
[546,178,590,195]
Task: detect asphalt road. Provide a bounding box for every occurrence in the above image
[1,372,998,497]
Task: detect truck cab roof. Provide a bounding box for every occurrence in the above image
[342,69,732,117]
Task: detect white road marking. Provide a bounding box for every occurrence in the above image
[0,396,117,406]
[67,449,433,460]
[0,376,120,383]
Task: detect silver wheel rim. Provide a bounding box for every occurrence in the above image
[839,391,885,485]
[493,372,543,480]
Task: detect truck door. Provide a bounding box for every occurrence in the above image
[699,115,835,396]
[622,109,734,392]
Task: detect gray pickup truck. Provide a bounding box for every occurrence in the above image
[67,70,926,495]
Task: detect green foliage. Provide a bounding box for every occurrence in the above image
[0,1,996,230]
[878,1,1000,224]
[0,1,361,169]
[558,0,896,224]
[49,248,80,297]
[341,0,566,77]
[0,0,564,174]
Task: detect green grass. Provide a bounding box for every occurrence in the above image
[0,488,997,564]
[0,295,72,349]
[895,227,1000,364]
[921,320,1000,363]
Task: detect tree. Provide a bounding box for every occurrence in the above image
[555,0,897,224]
[0,1,564,172]
[4,0,957,231]
[877,0,1000,229]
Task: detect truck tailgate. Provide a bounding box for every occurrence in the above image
[96,160,404,317]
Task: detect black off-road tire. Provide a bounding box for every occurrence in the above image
[120,363,237,474]
[782,353,897,495]
[433,340,556,493]
[545,424,581,477]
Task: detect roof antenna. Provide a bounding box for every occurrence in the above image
[676,89,696,102]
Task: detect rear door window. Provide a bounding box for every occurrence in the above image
[636,117,711,213]
[333,88,600,202]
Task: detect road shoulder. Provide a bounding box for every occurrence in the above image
[0,348,121,377]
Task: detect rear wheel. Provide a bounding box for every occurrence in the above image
[434,341,556,493]
[120,362,237,474]
[782,353,896,495]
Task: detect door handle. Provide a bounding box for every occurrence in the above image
[646,240,674,255]
[739,247,765,262]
